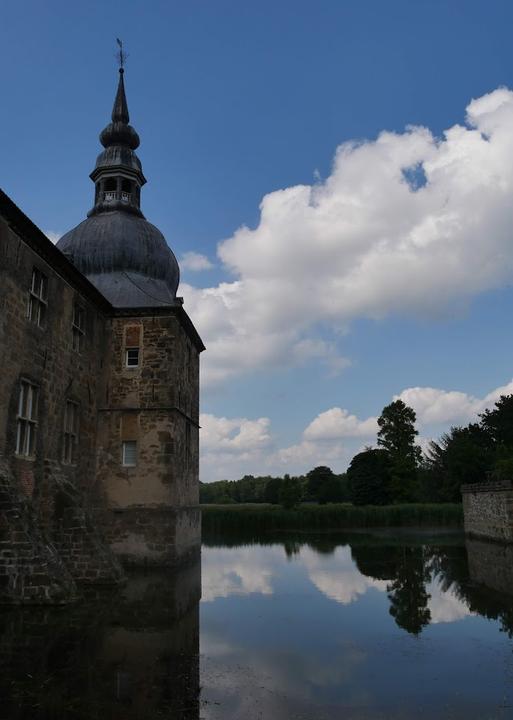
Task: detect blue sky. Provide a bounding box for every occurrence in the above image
[4,1,513,480]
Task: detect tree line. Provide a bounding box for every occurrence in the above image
[200,466,349,507]
[200,393,513,507]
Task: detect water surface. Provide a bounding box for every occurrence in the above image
[3,530,513,719]
[200,530,513,720]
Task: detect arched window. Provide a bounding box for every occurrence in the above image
[104,178,117,191]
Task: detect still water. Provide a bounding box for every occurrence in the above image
[3,530,513,719]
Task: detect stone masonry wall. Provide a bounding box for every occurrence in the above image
[0,214,122,600]
[0,456,77,604]
[97,313,200,566]
[461,480,513,542]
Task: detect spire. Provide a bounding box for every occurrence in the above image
[88,44,146,218]
[111,68,130,125]
[99,66,140,151]
[111,40,129,124]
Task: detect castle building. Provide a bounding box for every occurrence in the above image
[0,66,204,603]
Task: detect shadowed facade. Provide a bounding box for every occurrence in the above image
[0,65,204,602]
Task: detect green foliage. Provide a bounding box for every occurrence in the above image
[420,393,513,498]
[423,424,493,501]
[377,400,419,458]
[200,475,276,504]
[201,468,348,507]
[305,466,348,504]
[279,474,303,509]
[492,456,513,482]
[347,449,391,506]
[264,476,283,504]
[480,394,513,447]
[377,400,420,502]
[201,502,463,534]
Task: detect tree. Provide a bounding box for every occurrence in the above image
[347,449,392,506]
[480,394,513,448]
[423,423,493,501]
[306,466,337,504]
[279,475,302,509]
[377,400,420,502]
[264,477,282,504]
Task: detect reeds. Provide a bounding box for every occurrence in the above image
[201,502,463,534]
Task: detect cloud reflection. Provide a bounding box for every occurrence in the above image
[201,546,282,601]
[428,578,473,624]
[302,546,388,604]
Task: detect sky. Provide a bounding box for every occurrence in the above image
[4,0,513,481]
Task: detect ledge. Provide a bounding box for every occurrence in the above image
[461,480,513,494]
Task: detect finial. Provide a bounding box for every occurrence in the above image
[116,38,128,73]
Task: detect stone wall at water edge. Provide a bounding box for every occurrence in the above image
[461,480,513,542]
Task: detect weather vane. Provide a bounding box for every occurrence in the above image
[116,38,128,70]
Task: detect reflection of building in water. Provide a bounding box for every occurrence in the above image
[0,561,200,719]
[466,537,513,596]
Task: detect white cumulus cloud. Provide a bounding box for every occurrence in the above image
[304,407,378,441]
[396,378,513,426]
[200,413,272,455]
[180,251,214,271]
[184,87,513,386]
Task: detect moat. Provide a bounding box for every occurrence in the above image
[3,530,513,719]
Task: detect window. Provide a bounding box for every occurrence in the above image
[16,381,39,457]
[125,347,140,367]
[63,400,79,464]
[104,178,117,202]
[122,440,137,467]
[121,179,131,202]
[27,268,48,327]
[72,303,85,352]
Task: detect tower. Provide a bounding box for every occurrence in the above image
[57,65,204,567]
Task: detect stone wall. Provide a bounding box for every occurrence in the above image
[461,480,513,542]
[97,312,201,566]
[0,210,122,600]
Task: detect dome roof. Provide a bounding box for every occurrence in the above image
[57,211,180,307]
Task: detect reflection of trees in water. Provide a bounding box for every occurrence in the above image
[353,538,513,638]
[386,547,431,636]
[0,564,201,719]
[351,544,431,635]
[206,529,513,639]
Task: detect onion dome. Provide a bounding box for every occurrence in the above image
[57,64,180,308]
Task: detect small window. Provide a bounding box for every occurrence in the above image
[27,268,48,327]
[122,440,137,467]
[63,400,79,464]
[16,380,39,457]
[125,347,140,367]
[72,303,85,352]
[104,178,117,191]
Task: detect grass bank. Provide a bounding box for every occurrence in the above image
[201,502,463,534]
